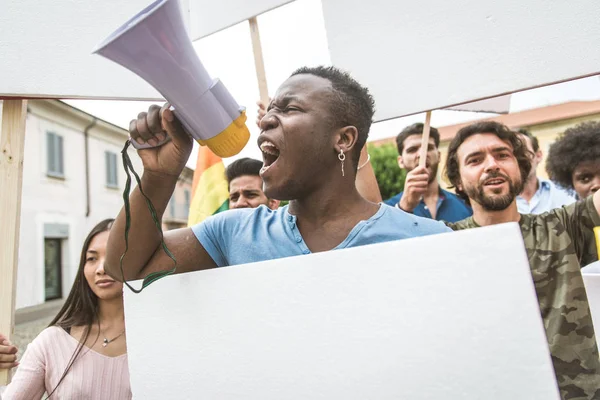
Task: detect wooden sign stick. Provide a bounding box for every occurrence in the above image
[249,17,270,107]
[0,99,27,385]
[418,110,432,168]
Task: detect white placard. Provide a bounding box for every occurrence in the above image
[189,0,294,40]
[124,223,559,399]
[448,95,511,114]
[321,0,600,121]
[0,0,163,100]
[582,262,600,345]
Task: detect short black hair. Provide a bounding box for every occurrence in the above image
[225,158,263,184]
[290,66,375,168]
[395,123,441,154]
[516,128,539,152]
[445,121,531,203]
[546,121,600,191]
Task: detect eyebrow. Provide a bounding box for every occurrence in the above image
[86,250,98,254]
[464,146,512,161]
[268,95,303,110]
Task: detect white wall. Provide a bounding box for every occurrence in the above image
[13,100,144,309]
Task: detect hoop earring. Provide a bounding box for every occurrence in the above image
[338,150,346,177]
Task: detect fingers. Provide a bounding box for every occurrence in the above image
[129,104,167,147]
[256,99,269,128]
[0,337,18,369]
[160,104,191,148]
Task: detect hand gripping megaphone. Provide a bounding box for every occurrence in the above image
[93,0,250,158]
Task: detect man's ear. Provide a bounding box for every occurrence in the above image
[535,149,543,165]
[397,155,406,169]
[334,126,359,158]
[268,199,280,210]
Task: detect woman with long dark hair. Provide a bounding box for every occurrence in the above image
[3,219,131,399]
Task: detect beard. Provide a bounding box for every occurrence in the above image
[464,171,523,211]
[427,162,439,184]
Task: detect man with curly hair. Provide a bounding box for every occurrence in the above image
[546,121,600,200]
[444,121,600,400]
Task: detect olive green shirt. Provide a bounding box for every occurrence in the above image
[448,196,600,400]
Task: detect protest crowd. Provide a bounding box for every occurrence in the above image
[2,13,600,400]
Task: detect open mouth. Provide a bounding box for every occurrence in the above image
[259,140,280,174]
[484,178,506,187]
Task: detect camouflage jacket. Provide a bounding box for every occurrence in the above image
[448,196,600,400]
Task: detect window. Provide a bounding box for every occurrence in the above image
[44,238,62,300]
[105,151,118,188]
[46,132,64,178]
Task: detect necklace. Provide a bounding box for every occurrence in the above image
[102,329,125,347]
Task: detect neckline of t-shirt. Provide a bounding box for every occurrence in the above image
[284,204,387,252]
[53,326,128,360]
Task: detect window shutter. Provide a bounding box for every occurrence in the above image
[47,132,63,176]
[47,132,55,173]
[57,135,64,175]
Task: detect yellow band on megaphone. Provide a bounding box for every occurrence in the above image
[594,226,600,260]
[197,111,250,158]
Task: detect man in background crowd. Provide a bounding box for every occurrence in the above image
[444,121,600,400]
[385,123,472,222]
[516,128,575,214]
[226,157,280,210]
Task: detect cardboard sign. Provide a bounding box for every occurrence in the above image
[0,0,163,99]
[124,223,559,399]
[582,262,600,345]
[189,0,294,40]
[321,0,600,121]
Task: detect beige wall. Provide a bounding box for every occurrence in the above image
[163,167,194,231]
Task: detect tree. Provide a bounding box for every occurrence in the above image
[367,143,406,201]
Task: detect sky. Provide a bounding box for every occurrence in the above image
[64,0,600,169]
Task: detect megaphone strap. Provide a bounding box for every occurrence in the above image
[119,140,177,293]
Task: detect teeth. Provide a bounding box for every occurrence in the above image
[260,141,279,156]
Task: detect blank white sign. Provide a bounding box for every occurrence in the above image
[124,223,559,399]
[189,0,294,40]
[0,0,163,100]
[582,263,600,345]
[321,0,600,121]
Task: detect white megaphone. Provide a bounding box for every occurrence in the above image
[93,0,250,158]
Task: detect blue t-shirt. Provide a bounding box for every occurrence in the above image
[192,204,451,267]
[384,188,472,223]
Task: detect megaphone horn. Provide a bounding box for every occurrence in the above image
[93,0,250,158]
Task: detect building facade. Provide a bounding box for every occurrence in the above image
[3,100,192,310]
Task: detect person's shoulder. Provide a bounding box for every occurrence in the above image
[200,204,285,227]
[383,192,403,206]
[546,179,577,203]
[532,195,599,226]
[26,326,68,352]
[445,216,476,231]
[379,204,450,234]
[441,189,470,207]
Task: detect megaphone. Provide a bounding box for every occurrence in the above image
[93,0,250,158]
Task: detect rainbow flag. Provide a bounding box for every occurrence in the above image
[187,146,229,226]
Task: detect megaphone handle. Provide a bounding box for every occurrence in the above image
[129,134,172,150]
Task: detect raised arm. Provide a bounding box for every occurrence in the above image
[105,104,217,282]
